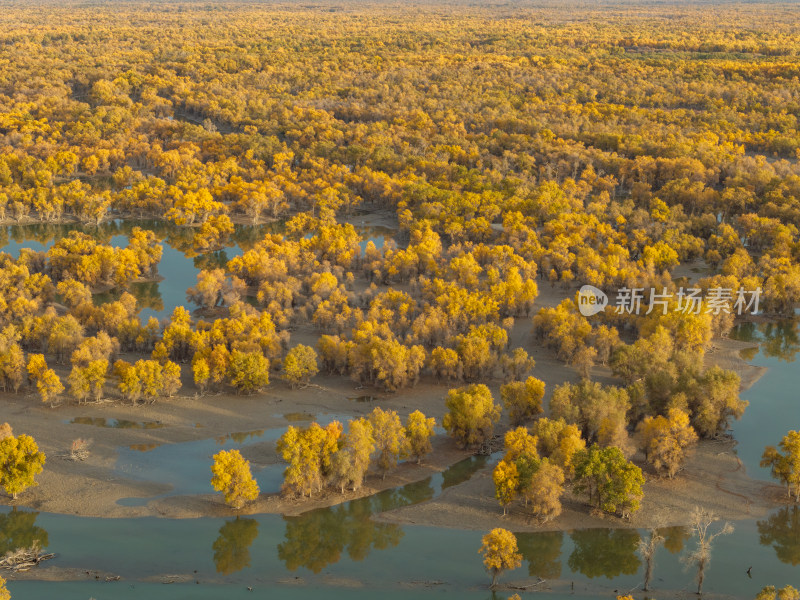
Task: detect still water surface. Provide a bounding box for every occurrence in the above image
[0,220,393,322]
[2,224,800,597]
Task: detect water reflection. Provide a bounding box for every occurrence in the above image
[441,455,488,490]
[517,531,562,579]
[94,281,164,314]
[213,517,259,575]
[730,320,800,362]
[760,321,800,361]
[278,500,404,573]
[375,477,436,511]
[0,509,49,555]
[276,455,490,573]
[69,417,165,429]
[216,430,266,445]
[129,443,162,452]
[660,525,691,554]
[282,412,315,422]
[568,529,640,579]
[194,250,236,272]
[758,506,800,566]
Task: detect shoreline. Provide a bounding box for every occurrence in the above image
[0,329,783,529]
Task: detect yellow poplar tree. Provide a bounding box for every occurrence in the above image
[761,430,800,502]
[492,459,519,516]
[639,408,698,478]
[501,376,545,426]
[405,410,436,464]
[331,417,375,493]
[277,421,342,497]
[503,427,539,462]
[523,459,565,523]
[211,449,260,509]
[228,350,270,394]
[0,433,46,499]
[479,528,522,589]
[114,359,142,404]
[26,354,63,405]
[531,417,586,479]
[193,357,210,394]
[369,407,407,478]
[443,384,501,449]
[283,344,319,388]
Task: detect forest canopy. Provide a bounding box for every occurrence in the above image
[0,1,791,418]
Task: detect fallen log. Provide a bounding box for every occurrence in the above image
[0,544,55,572]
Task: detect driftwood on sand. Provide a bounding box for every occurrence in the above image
[0,544,55,572]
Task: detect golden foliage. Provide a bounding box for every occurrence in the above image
[210,449,260,509]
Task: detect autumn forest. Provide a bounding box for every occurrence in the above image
[0,1,799,598]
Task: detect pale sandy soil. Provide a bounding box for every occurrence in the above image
[375,437,778,532]
[375,334,777,533]
[0,311,790,599]
[0,280,784,537]
[0,369,472,519]
[706,335,768,391]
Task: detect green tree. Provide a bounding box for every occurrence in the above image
[210,449,260,509]
[573,445,645,518]
[0,433,46,499]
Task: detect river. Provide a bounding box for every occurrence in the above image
[1,224,799,598]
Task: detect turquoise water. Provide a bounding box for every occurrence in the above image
[2,341,799,598]
[0,220,393,321]
[0,444,797,598]
[3,221,799,597]
[1,503,797,599]
[729,319,800,478]
[112,414,347,503]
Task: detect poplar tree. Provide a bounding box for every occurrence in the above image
[211,449,260,509]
